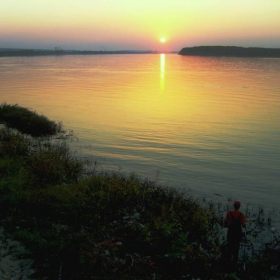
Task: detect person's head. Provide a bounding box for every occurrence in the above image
[234,201,241,210]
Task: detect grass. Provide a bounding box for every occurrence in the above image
[0,104,279,279]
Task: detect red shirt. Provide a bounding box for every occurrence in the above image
[225,210,246,228]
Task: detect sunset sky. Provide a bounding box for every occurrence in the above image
[1,0,280,52]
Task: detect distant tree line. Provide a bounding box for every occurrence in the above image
[179,46,280,57]
[0,48,157,57]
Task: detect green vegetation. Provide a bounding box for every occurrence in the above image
[0,104,279,279]
[0,103,62,137]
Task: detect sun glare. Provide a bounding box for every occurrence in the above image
[160,37,166,43]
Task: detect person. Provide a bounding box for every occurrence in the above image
[225,201,246,265]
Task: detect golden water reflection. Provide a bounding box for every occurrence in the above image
[1,54,279,140]
[1,54,280,207]
[160,54,165,92]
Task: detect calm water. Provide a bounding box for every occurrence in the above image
[1,54,280,208]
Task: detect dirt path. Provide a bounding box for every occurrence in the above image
[0,227,34,280]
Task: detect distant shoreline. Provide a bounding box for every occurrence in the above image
[2,46,280,58]
[179,46,280,57]
[0,49,158,57]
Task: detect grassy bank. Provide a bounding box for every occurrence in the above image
[0,103,279,279]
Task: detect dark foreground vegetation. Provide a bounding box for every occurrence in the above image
[0,104,62,137]
[0,103,279,279]
[178,46,280,57]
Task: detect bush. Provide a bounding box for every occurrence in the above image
[0,128,30,157]
[0,103,62,137]
[14,173,221,279]
[26,141,83,186]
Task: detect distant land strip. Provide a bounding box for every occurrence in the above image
[0,48,157,57]
[178,46,280,57]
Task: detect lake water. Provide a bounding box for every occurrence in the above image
[0,54,280,209]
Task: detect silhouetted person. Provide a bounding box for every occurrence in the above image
[225,201,246,268]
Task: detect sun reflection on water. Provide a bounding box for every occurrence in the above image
[160,53,165,92]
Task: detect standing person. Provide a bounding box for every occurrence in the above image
[225,201,246,265]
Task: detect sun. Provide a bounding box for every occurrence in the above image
[160,37,166,43]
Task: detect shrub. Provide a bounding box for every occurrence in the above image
[0,128,30,157]
[16,173,221,279]
[26,141,83,186]
[0,103,62,137]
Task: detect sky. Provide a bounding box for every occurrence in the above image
[1,0,280,52]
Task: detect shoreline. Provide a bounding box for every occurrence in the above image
[0,49,159,57]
